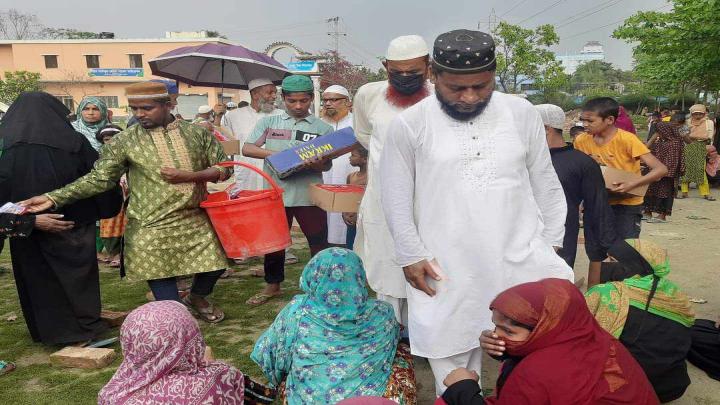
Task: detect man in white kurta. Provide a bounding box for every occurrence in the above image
[223,78,283,190]
[320,85,354,246]
[380,29,573,395]
[353,35,433,326]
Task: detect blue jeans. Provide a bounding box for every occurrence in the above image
[147,269,225,302]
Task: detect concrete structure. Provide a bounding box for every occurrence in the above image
[0,38,250,119]
[556,41,605,75]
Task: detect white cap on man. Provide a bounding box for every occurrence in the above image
[535,104,566,130]
[323,85,350,99]
[198,105,212,114]
[248,78,274,91]
[386,35,429,61]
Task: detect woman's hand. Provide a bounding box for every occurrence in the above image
[480,329,506,357]
[34,214,74,233]
[443,368,479,387]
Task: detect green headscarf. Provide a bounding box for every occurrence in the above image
[586,239,694,337]
[72,97,109,151]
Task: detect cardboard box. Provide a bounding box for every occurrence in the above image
[267,127,358,179]
[600,166,649,197]
[309,184,365,213]
[221,140,241,155]
[50,347,116,369]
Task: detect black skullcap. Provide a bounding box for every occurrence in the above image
[433,29,496,73]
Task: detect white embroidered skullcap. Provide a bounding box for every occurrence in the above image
[386,35,429,61]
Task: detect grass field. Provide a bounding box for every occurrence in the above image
[0,236,311,404]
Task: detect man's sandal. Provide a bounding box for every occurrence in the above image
[182,295,225,323]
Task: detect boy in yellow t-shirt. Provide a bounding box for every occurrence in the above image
[574,97,668,239]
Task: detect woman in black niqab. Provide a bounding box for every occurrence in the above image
[0,92,121,345]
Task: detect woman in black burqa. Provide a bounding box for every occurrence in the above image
[0,92,121,345]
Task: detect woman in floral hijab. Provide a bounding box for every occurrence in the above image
[72,96,109,151]
[251,248,402,404]
[98,301,245,404]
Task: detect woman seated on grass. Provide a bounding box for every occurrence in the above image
[585,239,694,403]
[99,301,273,405]
[438,278,658,405]
[251,248,416,405]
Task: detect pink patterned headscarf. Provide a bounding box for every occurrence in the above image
[98,301,244,405]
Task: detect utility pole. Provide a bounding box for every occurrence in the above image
[479,8,499,31]
[326,17,346,57]
[488,8,499,32]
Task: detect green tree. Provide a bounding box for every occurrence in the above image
[0,71,42,104]
[364,67,388,83]
[570,60,628,92]
[42,28,100,39]
[493,21,560,94]
[614,0,720,109]
[205,30,227,39]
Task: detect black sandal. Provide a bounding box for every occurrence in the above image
[182,295,225,323]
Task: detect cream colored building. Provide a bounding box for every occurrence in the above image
[0,38,250,119]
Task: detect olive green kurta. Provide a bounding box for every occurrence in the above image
[48,120,230,281]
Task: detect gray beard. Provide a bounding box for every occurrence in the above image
[259,100,275,113]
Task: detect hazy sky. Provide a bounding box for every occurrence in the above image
[6,0,669,70]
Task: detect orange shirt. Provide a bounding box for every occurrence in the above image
[574,128,650,206]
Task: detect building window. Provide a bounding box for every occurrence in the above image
[56,95,74,111]
[128,54,143,68]
[92,96,119,108]
[85,55,100,68]
[44,55,58,69]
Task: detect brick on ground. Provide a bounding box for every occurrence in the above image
[100,309,128,327]
[49,347,116,369]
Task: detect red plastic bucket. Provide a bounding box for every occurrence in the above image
[201,162,291,259]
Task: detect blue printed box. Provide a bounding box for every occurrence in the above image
[266,127,358,179]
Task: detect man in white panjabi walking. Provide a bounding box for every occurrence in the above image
[379,29,573,396]
[353,35,432,328]
[320,85,354,247]
[223,78,283,190]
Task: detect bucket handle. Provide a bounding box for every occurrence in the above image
[218,161,283,196]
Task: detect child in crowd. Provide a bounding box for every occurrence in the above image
[95,124,127,267]
[343,146,368,250]
[574,97,668,239]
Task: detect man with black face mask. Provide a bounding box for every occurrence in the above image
[379,29,572,396]
[352,35,432,333]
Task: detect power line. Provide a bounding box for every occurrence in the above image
[553,0,622,28]
[499,0,530,18]
[561,3,672,40]
[517,0,568,25]
[342,36,380,61]
[562,18,626,40]
[224,20,326,35]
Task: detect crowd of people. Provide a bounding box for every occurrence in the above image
[1,27,720,405]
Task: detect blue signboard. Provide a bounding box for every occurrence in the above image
[285,61,318,73]
[88,68,144,77]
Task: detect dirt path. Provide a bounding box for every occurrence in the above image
[415,193,720,404]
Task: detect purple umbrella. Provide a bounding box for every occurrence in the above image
[148,43,289,90]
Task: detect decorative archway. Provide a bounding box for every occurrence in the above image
[264,41,313,60]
